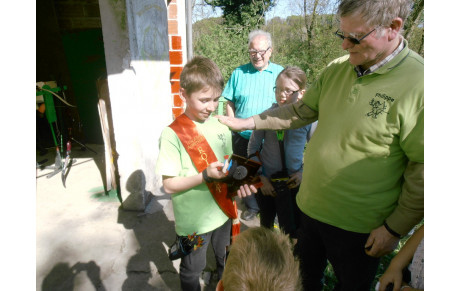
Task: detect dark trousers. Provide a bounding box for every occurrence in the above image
[256,185,300,238]
[231,132,259,212]
[294,213,380,291]
[179,219,231,291]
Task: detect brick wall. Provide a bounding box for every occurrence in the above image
[168,0,186,119]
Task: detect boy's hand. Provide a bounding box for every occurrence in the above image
[287,171,302,189]
[236,184,258,198]
[216,116,255,131]
[204,161,258,198]
[259,176,276,197]
[204,161,226,181]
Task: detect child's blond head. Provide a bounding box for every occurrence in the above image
[222,227,302,291]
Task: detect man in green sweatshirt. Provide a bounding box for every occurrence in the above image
[217,0,423,290]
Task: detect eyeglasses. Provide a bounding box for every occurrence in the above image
[334,28,376,45]
[248,47,271,57]
[273,86,299,96]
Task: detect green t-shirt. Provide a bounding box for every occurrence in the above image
[155,117,232,236]
[297,45,424,233]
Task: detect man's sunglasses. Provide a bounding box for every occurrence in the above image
[334,28,376,45]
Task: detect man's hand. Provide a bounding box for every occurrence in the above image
[259,175,276,197]
[216,115,255,131]
[365,225,399,257]
[236,184,258,198]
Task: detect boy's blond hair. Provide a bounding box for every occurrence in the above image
[222,227,302,291]
[180,56,224,95]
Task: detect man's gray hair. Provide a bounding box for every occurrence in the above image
[337,0,413,28]
[248,30,273,49]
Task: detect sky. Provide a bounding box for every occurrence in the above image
[265,0,297,20]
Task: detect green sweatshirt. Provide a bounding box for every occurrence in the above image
[254,41,424,235]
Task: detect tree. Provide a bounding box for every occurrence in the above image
[265,14,345,84]
[193,0,424,84]
[403,0,424,42]
[304,0,319,52]
[403,0,424,56]
[192,0,223,23]
[193,17,248,81]
[204,0,276,31]
[299,0,336,58]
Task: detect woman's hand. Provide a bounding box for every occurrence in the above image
[378,263,404,291]
[259,175,276,197]
[287,171,302,189]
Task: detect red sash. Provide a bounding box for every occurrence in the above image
[169,114,240,237]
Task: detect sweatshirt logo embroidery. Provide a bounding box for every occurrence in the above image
[218,133,226,150]
[366,93,394,119]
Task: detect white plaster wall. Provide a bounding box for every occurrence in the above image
[98,0,172,210]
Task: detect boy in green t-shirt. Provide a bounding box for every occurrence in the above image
[155,56,256,290]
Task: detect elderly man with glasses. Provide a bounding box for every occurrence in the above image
[218,0,424,290]
[222,30,284,221]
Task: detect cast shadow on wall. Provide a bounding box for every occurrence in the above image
[118,169,179,290]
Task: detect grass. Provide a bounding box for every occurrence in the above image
[89,186,121,202]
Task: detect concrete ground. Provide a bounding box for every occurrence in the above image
[36,144,260,291]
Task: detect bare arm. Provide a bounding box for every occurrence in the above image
[163,161,257,197]
[162,161,225,194]
[163,174,203,194]
[226,101,235,117]
[378,225,424,291]
[389,225,424,270]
